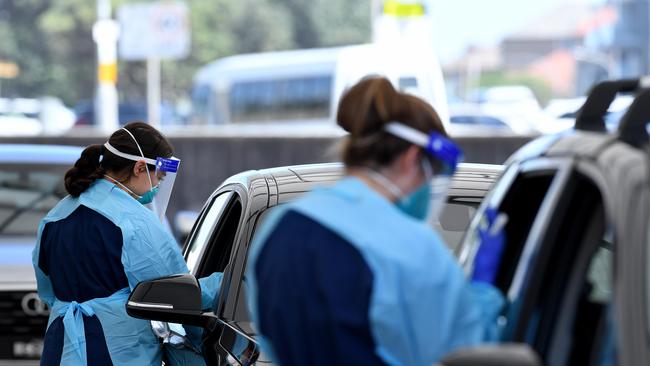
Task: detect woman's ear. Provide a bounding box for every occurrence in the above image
[132,160,148,177]
[397,145,422,177]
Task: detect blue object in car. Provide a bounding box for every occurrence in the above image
[472,207,509,285]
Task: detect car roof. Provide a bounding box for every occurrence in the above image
[0,144,83,164]
[510,130,649,206]
[217,162,504,204]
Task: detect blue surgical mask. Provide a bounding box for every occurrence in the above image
[396,158,435,220]
[137,185,159,205]
[105,174,159,206]
[365,158,433,221]
[396,182,431,220]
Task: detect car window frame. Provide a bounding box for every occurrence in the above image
[505,158,574,301]
[184,191,235,275]
[200,185,248,315]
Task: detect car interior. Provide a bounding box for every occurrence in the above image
[491,168,610,365]
[492,170,556,293]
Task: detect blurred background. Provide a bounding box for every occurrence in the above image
[2,0,639,135]
[0,0,645,235]
[3,1,649,361]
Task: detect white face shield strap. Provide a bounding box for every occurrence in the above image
[103,128,180,222]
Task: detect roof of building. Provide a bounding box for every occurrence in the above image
[505,4,617,41]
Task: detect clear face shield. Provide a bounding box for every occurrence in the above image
[150,157,180,222]
[103,128,179,222]
[384,122,463,222]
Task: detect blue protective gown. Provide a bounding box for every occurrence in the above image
[247,177,504,366]
[32,179,222,365]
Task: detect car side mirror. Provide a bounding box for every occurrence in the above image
[438,344,542,366]
[126,274,218,329]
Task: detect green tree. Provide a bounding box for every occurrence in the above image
[0,0,372,106]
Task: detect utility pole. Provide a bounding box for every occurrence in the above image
[93,0,119,133]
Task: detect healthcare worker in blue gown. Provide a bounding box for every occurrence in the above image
[32,122,222,365]
[246,77,506,366]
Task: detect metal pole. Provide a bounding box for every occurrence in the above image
[147,57,161,128]
[93,0,119,133]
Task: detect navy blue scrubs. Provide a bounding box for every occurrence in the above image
[38,205,127,366]
[255,210,387,366]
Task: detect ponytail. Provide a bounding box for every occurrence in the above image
[337,76,446,168]
[64,144,106,197]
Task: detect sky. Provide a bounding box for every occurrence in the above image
[430,0,607,63]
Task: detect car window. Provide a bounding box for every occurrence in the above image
[185,192,233,273]
[0,165,68,236]
[199,197,242,279]
[431,201,479,252]
[462,169,557,294]
[218,322,261,365]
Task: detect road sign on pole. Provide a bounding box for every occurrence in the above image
[372,0,435,47]
[118,1,190,127]
[118,1,190,61]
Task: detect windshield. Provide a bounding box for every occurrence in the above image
[0,164,68,236]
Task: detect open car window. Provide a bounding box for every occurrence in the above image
[185,192,234,273]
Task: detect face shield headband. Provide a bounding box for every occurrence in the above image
[384,122,463,175]
[103,128,180,222]
[382,122,463,223]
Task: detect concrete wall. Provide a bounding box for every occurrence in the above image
[0,131,532,223]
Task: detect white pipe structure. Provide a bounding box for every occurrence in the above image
[93,0,119,133]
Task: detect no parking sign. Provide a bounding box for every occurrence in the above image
[118,1,190,60]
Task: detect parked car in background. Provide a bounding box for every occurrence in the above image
[73,100,179,126]
[0,144,82,363]
[472,86,548,134]
[0,97,76,136]
[127,162,503,365]
[449,103,515,135]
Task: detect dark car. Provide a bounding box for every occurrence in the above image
[126,162,503,365]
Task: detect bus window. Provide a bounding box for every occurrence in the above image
[228,76,333,123]
[191,84,211,124]
[398,76,418,91]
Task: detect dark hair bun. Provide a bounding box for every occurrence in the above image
[337,76,401,137]
[64,144,105,197]
[336,76,447,169]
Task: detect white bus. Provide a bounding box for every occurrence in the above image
[191,43,449,127]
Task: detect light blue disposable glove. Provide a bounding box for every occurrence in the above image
[471,207,508,285]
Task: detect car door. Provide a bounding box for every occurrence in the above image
[187,174,271,365]
[511,163,610,365]
[458,158,571,347]
[183,186,248,365]
[459,158,619,365]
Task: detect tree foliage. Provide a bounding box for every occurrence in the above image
[0,0,371,105]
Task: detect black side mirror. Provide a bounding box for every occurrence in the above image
[438,344,542,366]
[126,274,218,329]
